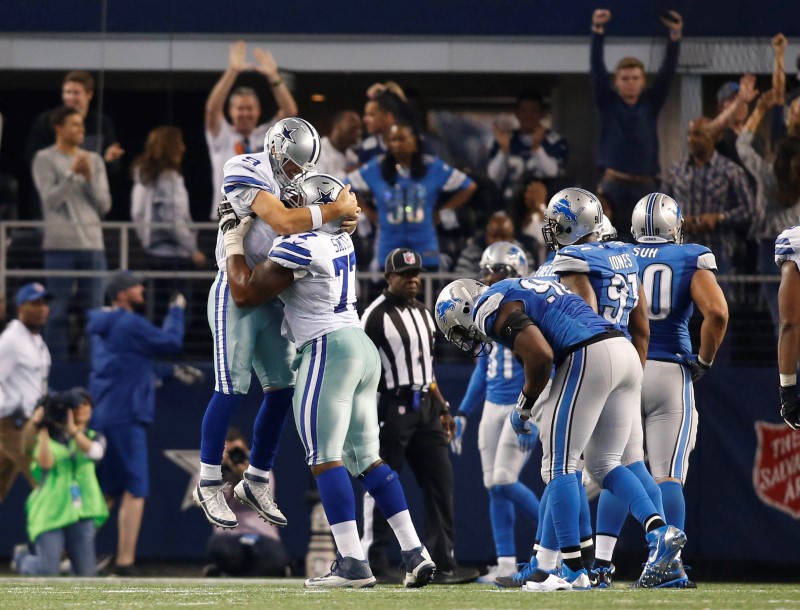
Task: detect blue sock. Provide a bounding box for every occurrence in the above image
[602,465,660,529]
[359,463,408,519]
[547,474,581,551]
[540,492,559,552]
[316,466,356,525]
[596,489,628,537]
[659,481,686,530]
[493,482,540,523]
[489,486,516,557]
[200,392,245,465]
[577,472,592,540]
[535,484,551,545]
[628,461,664,518]
[250,388,293,471]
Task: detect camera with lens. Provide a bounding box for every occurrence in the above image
[39,391,80,433]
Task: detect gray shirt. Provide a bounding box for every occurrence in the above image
[32,145,111,251]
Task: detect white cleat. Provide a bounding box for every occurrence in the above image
[193,480,237,529]
[524,573,573,592]
[234,472,287,527]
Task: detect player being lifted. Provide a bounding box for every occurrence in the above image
[777,224,800,429]
[435,272,687,590]
[219,174,436,589]
[194,118,359,530]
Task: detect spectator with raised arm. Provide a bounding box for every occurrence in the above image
[711,74,764,184]
[205,41,298,219]
[590,8,682,239]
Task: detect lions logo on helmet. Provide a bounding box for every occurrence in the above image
[265,117,321,189]
[435,279,491,355]
[479,241,528,283]
[542,187,603,250]
[631,192,684,244]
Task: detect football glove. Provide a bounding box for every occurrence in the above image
[220,205,255,257]
[780,385,800,430]
[168,292,186,310]
[173,364,205,386]
[450,414,467,456]
[682,354,711,382]
[517,423,538,451]
[509,408,533,436]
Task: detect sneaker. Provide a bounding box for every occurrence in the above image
[10,543,30,573]
[304,555,376,588]
[431,566,480,584]
[401,546,436,588]
[495,555,537,588]
[193,480,238,529]
[589,564,614,589]
[477,565,500,584]
[234,473,287,527]
[524,571,572,592]
[561,565,592,590]
[633,525,687,588]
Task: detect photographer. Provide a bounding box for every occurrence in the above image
[203,428,289,577]
[14,389,108,576]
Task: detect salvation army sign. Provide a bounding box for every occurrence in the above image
[753,421,800,519]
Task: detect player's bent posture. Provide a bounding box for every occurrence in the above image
[631,193,728,586]
[453,242,539,582]
[776,225,800,429]
[435,276,686,590]
[194,118,360,531]
[222,174,436,589]
[546,188,666,588]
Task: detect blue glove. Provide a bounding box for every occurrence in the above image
[682,354,711,382]
[509,408,533,437]
[517,423,538,451]
[450,414,467,455]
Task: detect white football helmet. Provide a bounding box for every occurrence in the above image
[631,192,684,244]
[435,279,492,355]
[283,173,345,234]
[542,187,604,249]
[479,241,528,283]
[595,216,618,242]
[265,117,321,188]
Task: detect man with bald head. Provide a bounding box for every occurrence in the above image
[662,116,754,277]
[454,212,533,277]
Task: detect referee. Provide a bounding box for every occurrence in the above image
[360,248,478,585]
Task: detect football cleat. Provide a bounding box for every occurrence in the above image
[193,480,237,529]
[523,572,572,592]
[494,555,538,588]
[561,565,592,590]
[633,525,688,588]
[234,473,287,527]
[590,565,614,589]
[304,555,376,588]
[401,546,436,588]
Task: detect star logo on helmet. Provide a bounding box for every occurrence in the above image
[281,124,298,143]
[312,187,335,204]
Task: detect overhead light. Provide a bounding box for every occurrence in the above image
[311,94,326,102]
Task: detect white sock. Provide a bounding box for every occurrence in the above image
[246,465,270,479]
[387,510,421,552]
[200,462,222,481]
[498,556,516,574]
[330,521,365,560]
[537,548,559,572]
[595,534,617,563]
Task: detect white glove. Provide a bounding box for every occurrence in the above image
[169,292,186,310]
[223,214,254,257]
[173,364,205,385]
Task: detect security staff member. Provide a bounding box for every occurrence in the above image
[360,248,478,585]
[0,283,52,501]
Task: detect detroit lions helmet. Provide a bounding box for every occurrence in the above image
[435,279,492,356]
[283,173,346,234]
[479,241,528,283]
[265,117,321,188]
[631,192,684,244]
[595,216,618,242]
[542,187,603,249]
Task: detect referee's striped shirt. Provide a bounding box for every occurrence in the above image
[361,290,436,392]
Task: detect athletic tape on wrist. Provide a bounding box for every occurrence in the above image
[309,205,323,230]
[223,233,245,257]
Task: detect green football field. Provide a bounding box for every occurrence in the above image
[1,579,800,609]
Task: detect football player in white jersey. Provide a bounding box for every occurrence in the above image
[194,118,360,530]
[776,225,800,429]
[218,173,436,588]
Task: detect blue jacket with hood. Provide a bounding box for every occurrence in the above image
[87,305,184,428]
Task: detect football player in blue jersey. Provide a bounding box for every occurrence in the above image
[628,192,728,587]
[451,242,540,583]
[777,225,800,429]
[545,187,664,588]
[435,275,687,590]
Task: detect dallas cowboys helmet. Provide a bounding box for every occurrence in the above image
[287,173,345,233]
[631,192,684,244]
[479,241,528,282]
[265,117,321,188]
[542,187,603,249]
[595,216,618,242]
[435,279,492,356]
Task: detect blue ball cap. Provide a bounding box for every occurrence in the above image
[15,282,53,307]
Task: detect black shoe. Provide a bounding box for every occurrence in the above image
[432,566,480,585]
[111,563,138,577]
[370,564,406,584]
[202,563,224,577]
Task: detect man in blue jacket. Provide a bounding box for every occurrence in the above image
[88,270,200,575]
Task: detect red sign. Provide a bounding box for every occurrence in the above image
[753,421,800,519]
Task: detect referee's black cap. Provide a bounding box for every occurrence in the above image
[384,248,422,273]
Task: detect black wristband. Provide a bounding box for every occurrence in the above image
[516,390,537,413]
